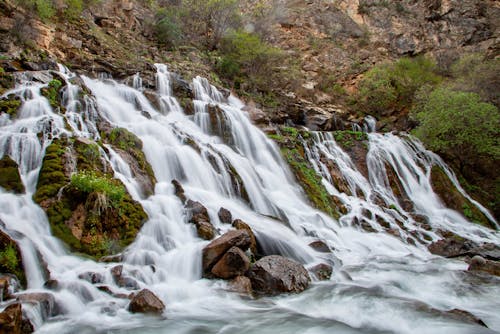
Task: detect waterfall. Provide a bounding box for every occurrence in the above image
[0,65,499,334]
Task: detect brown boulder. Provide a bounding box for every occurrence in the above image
[428,237,476,258]
[228,276,253,295]
[0,303,22,334]
[248,255,310,296]
[468,256,500,276]
[211,247,250,279]
[186,200,215,240]
[172,180,186,203]
[202,230,251,273]
[16,293,57,320]
[232,219,258,256]
[196,221,215,240]
[308,240,331,253]
[218,208,232,224]
[128,289,165,315]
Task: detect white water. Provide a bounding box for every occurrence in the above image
[0,65,499,334]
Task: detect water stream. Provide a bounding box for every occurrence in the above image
[0,65,498,333]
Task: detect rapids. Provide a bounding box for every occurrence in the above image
[0,64,498,334]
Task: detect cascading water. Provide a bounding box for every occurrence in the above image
[0,64,498,334]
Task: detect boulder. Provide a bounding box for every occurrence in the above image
[228,276,253,295]
[196,221,215,241]
[0,303,22,334]
[468,256,500,276]
[78,272,104,284]
[428,237,476,258]
[202,230,251,273]
[16,292,57,320]
[211,247,250,279]
[310,263,333,281]
[0,275,19,301]
[171,180,186,204]
[218,208,232,224]
[308,240,331,253]
[232,219,258,256]
[248,255,310,296]
[186,200,215,240]
[128,289,165,315]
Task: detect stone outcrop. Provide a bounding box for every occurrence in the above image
[232,219,258,256]
[128,289,165,315]
[186,200,215,240]
[211,246,250,279]
[218,208,232,224]
[468,256,500,276]
[228,276,253,295]
[310,263,333,281]
[202,230,251,274]
[16,292,57,320]
[248,255,310,296]
[0,303,22,334]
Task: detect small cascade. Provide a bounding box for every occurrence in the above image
[0,64,498,334]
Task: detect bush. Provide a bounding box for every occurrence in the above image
[412,87,499,167]
[71,171,125,205]
[154,7,183,48]
[218,31,282,90]
[356,56,442,116]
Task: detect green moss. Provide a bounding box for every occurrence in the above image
[0,244,25,286]
[333,130,368,149]
[430,166,494,229]
[34,139,68,203]
[41,79,63,109]
[0,71,14,95]
[73,139,104,172]
[0,96,21,117]
[0,155,25,193]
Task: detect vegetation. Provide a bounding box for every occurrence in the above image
[0,243,25,286]
[0,96,21,117]
[15,0,100,22]
[333,130,368,149]
[412,88,499,169]
[0,155,25,194]
[41,79,63,109]
[355,56,442,116]
[71,171,126,206]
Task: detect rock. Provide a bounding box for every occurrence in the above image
[0,155,24,194]
[0,275,19,301]
[110,265,123,283]
[248,255,310,296]
[468,256,500,276]
[444,309,487,327]
[0,303,22,334]
[308,240,330,253]
[218,208,232,224]
[78,272,104,284]
[171,180,186,203]
[196,221,215,240]
[310,263,333,281]
[43,279,59,291]
[211,247,250,279]
[202,230,251,273]
[16,292,57,320]
[0,229,25,287]
[99,253,123,263]
[21,316,34,334]
[228,276,253,295]
[128,289,165,315]
[232,219,258,256]
[428,237,476,258]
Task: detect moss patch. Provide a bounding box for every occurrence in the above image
[0,70,14,95]
[268,126,340,219]
[0,95,21,117]
[332,130,368,149]
[0,155,24,193]
[430,166,494,229]
[40,79,63,110]
[0,230,25,287]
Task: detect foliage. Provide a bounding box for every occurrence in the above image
[71,171,125,205]
[217,31,283,92]
[15,0,100,22]
[333,130,368,148]
[154,7,183,49]
[41,79,63,109]
[0,155,25,193]
[0,97,21,117]
[412,88,499,167]
[356,56,442,116]
[0,245,19,273]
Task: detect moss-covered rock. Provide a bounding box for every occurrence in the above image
[0,229,25,287]
[0,95,21,118]
[34,137,148,258]
[0,69,14,95]
[0,156,24,194]
[268,126,341,219]
[40,79,63,110]
[430,166,494,229]
[101,127,156,197]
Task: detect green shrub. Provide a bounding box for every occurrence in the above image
[71,171,125,205]
[154,7,183,48]
[0,245,19,273]
[356,56,442,116]
[412,87,499,167]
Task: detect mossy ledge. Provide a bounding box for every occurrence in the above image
[0,155,25,194]
[0,229,26,287]
[268,126,341,219]
[34,137,148,258]
[430,166,495,229]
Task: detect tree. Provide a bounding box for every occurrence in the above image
[412,87,499,169]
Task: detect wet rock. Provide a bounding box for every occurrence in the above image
[232,219,258,256]
[428,237,476,258]
[444,309,487,327]
[21,316,34,334]
[16,292,57,320]
[99,253,123,263]
[308,240,331,253]
[171,74,193,99]
[0,274,19,300]
[0,155,25,194]
[0,229,25,287]
[128,289,165,315]
[78,272,104,284]
[43,279,59,291]
[310,263,333,281]
[202,230,251,273]
[211,246,250,279]
[0,303,22,334]
[468,256,500,276]
[248,255,310,296]
[228,276,253,295]
[172,180,186,204]
[196,221,215,240]
[218,208,232,224]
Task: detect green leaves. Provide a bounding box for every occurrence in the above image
[71,171,126,205]
[412,87,499,164]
